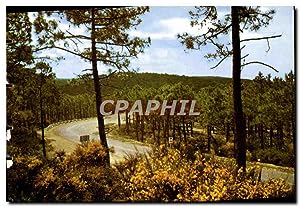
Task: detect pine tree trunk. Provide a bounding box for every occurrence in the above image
[178,123,182,144]
[182,116,187,144]
[157,119,161,145]
[231,6,246,171]
[163,117,166,139]
[135,112,139,141]
[259,124,264,149]
[172,117,176,140]
[39,75,46,158]
[270,127,273,147]
[278,122,284,148]
[152,118,156,142]
[207,125,211,152]
[125,110,129,133]
[118,112,121,128]
[166,114,170,138]
[91,8,109,166]
[141,115,144,142]
[226,122,230,142]
[248,117,253,136]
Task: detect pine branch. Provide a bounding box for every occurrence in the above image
[241,54,249,59]
[33,46,91,61]
[266,38,270,52]
[241,61,279,72]
[64,30,91,40]
[201,24,232,44]
[96,58,122,68]
[95,41,131,47]
[210,53,230,69]
[82,68,93,72]
[99,70,117,79]
[240,34,282,43]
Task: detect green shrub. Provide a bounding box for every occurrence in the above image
[253,147,294,167]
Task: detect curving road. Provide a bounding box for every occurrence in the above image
[45,114,151,163]
[45,116,294,187]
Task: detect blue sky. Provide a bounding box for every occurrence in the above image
[39,6,294,79]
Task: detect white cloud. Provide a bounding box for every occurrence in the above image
[130,17,206,40]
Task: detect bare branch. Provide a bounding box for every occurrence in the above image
[33,46,91,61]
[241,54,249,60]
[240,34,282,43]
[210,53,230,69]
[99,70,117,79]
[33,56,53,60]
[266,38,270,52]
[96,58,121,69]
[82,68,93,72]
[95,41,131,47]
[241,61,279,72]
[64,31,91,40]
[203,23,232,43]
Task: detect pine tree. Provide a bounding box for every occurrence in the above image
[178,6,281,171]
[33,7,151,165]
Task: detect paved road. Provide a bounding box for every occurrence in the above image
[46,116,295,187]
[47,114,151,163]
[261,167,294,187]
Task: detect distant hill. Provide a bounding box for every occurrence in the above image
[56,72,236,97]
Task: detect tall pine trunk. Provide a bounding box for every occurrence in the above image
[182,116,187,144]
[125,110,129,133]
[118,112,121,128]
[135,112,139,141]
[270,127,273,147]
[226,122,230,142]
[91,8,110,166]
[231,6,246,171]
[259,124,264,149]
[141,115,144,142]
[207,125,211,152]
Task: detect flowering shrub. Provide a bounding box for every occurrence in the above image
[7,156,44,202]
[218,142,235,158]
[7,142,293,202]
[116,145,292,202]
[33,141,120,202]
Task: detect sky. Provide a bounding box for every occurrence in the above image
[34,6,294,79]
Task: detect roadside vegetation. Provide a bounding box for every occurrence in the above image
[6,6,295,202]
[7,141,293,202]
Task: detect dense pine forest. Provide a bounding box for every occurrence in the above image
[6,6,295,203]
[56,71,295,168]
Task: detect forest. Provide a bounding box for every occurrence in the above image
[6,6,295,202]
